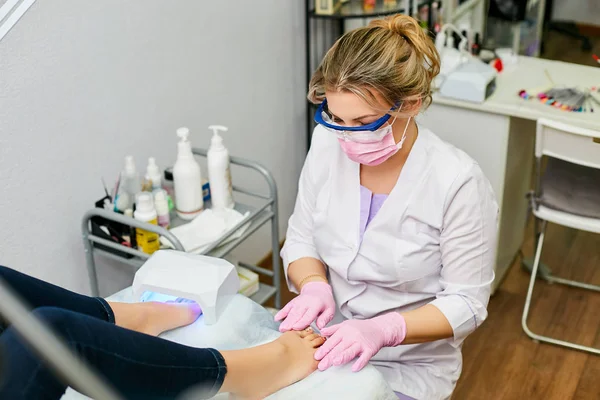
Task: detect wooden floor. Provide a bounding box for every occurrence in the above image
[262,29,600,399]
[454,222,600,399]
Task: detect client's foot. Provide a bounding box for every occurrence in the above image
[266,329,325,397]
[109,301,202,336]
[220,328,326,400]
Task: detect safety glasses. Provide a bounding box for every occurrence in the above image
[314,99,399,132]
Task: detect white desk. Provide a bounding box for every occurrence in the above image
[418,56,600,293]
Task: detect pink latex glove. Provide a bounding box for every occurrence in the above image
[274,282,336,332]
[314,312,407,372]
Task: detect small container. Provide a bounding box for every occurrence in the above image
[120,156,141,210]
[91,196,133,259]
[154,190,171,229]
[163,167,176,215]
[146,157,162,190]
[134,193,160,254]
[124,208,137,248]
[237,265,259,297]
[163,167,175,200]
[315,0,344,15]
[202,179,211,202]
[471,33,481,56]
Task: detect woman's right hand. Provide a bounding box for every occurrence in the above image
[274,282,336,332]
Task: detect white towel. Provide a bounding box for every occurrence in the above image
[160,208,250,253]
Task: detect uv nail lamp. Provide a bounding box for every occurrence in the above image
[439,58,497,103]
[132,250,240,325]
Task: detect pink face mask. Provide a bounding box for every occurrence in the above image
[337,117,412,166]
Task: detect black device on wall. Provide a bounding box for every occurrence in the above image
[543,0,592,52]
[488,0,528,22]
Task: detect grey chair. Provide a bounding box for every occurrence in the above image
[522,118,600,354]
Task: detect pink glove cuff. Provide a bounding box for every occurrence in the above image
[301,281,332,295]
[371,312,407,347]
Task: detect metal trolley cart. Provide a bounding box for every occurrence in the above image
[81,148,283,308]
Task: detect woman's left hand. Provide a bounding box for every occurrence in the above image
[315,312,407,372]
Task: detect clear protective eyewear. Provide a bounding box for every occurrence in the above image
[314,99,400,143]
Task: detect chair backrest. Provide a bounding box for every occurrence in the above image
[536,118,600,170]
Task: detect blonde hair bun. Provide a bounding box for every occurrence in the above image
[372,13,419,40]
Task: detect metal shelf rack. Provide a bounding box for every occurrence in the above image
[81,147,282,309]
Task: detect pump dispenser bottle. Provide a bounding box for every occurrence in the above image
[207,125,234,210]
[173,127,203,220]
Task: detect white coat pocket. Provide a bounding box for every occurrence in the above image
[395,218,442,287]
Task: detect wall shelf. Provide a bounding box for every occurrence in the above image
[309,1,406,20]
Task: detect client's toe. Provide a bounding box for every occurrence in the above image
[311,335,326,348]
[297,327,313,338]
[305,333,320,342]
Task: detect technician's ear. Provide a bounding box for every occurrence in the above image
[401,98,422,116]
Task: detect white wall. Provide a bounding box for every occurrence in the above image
[0,1,307,295]
[552,0,600,26]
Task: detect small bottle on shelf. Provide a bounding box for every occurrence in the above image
[118,156,141,210]
[145,157,162,190]
[154,190,171,229]
[134,193,160,254]
[124,208,137,248]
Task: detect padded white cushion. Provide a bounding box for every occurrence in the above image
[62,290,397,400]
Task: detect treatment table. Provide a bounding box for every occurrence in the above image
[62,290,398,400]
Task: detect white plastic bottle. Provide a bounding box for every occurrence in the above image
[154,189,171,229]
[146,157,162,190]
[173,127,204,220]
[207,125,234,211]
[134,193,160,254]
[120,156,141,210]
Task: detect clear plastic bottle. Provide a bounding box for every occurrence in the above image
[146,157,162,190]
[119,156,141,210]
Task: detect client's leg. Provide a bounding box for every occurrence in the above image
[0,265,199,336]
[0,307,324,400]
[0,265,112,331]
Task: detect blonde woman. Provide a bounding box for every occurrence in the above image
[275,14,498,400]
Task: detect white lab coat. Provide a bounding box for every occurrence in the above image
[281,124,498,400]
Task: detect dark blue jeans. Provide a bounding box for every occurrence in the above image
[0,266,226,400]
